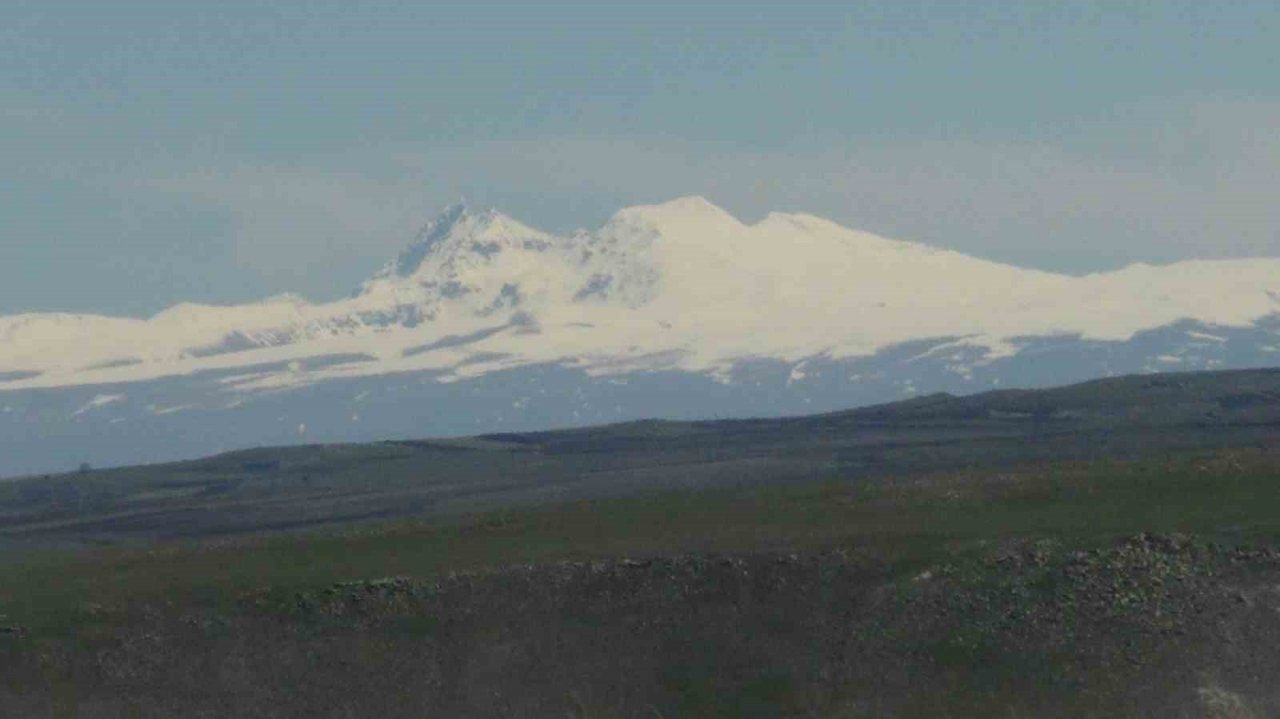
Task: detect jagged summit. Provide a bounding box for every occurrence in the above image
[387,202,470,277]
[373,203,549,283]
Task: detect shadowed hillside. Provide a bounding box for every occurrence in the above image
[3,367,1280,549]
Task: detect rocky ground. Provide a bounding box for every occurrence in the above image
[4,533,1279,718]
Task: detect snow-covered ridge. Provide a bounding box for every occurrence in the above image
[4,196,1280,391]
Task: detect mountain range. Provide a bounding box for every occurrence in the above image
[3,196,1279,478]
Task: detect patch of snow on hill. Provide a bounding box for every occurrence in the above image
[72,393,125,416]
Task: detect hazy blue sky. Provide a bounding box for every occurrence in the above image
[3,1,1278,316]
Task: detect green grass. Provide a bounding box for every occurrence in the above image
[3,447,1278,635]
[3,446,1280,718]
[7,369,1280,716]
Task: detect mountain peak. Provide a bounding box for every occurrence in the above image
[377,203,546,280]
[7,194,1280,413]
[652,195,727,214]
[385,203,471,277]
[608,196,740,232]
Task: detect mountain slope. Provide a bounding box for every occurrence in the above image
[4,196,1279,392]
[2,197,1279,476]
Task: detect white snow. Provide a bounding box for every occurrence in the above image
[72,393,125,416]
[3,196,1280,393]
[149,404,195,416]
[788,363,808,384]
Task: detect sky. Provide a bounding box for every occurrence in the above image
[3,1,1278,317]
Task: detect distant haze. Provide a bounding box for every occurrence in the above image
[2,2,1278,317]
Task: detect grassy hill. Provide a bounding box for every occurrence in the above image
[2,368,1280,717]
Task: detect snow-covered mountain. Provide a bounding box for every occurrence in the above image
[3,197,1279,477]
